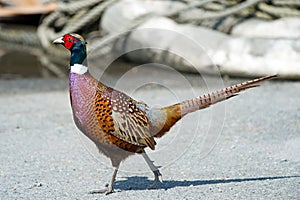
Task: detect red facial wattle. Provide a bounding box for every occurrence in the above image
[63,34,78,50]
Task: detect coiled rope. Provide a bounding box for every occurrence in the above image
[0,0,299,71]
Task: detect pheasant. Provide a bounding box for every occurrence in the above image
[53,33,276,194]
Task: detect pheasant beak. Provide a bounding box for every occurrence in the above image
[53,37,64,44]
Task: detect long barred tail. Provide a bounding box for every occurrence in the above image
[180,75,277,116]
[153,75,277,138]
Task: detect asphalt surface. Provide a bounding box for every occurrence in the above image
[1,71,299,199]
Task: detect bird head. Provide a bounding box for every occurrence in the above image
[53,34,88,66]
[53,33,87,51]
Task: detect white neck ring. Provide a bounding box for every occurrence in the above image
[70,64,88,75]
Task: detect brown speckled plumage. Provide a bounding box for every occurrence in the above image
[54,33,277,194]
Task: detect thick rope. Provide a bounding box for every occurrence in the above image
[0,0,299,70]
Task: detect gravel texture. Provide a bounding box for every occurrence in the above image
[1,73,299,199]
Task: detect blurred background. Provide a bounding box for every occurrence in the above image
[0,0,299,80]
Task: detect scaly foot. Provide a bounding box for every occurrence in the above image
[147,170,163,189]
[89,186,114,195]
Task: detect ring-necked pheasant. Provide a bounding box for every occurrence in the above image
[53,33,276,194]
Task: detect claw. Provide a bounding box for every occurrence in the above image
[158,174,163,183]
[89,166,118,195]
[154,170,162,181]
[147,170,163,189]
[141,150,163,189]
[89,187,114,195]
[105,188,114,195]
[89,188,108,194]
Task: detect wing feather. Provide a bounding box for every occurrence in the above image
[94,87,156,150]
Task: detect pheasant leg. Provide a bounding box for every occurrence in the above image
[141,150,163,189]
[89,166,119,195]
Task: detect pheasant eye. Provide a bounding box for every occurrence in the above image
[68,38,73,42]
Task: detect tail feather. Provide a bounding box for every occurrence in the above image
[180,75,277,116]
[153,75,277,138]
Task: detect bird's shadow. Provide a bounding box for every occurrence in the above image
[114,175,300,191]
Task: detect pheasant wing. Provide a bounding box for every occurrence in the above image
[94,87,156,150]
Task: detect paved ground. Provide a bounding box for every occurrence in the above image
[0,71,299,199]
